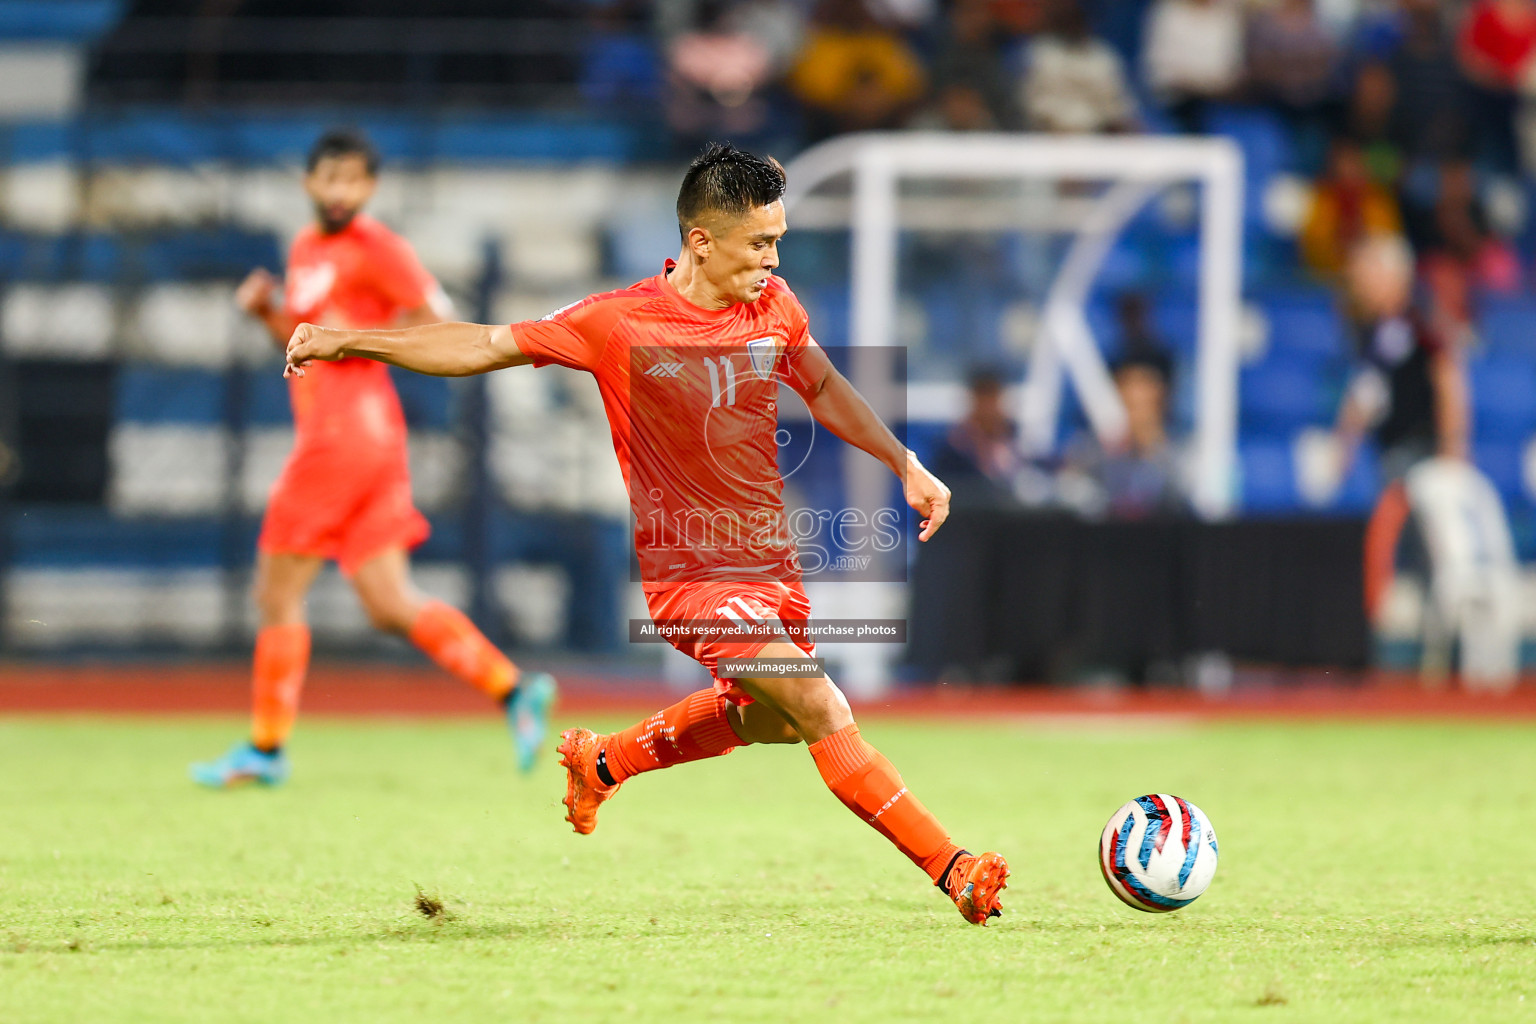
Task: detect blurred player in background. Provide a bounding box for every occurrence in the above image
[1331,234,1468,619]
[283,143,1009,925]
[191,129,555,788]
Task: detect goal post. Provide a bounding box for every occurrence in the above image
[782,132,1245,520]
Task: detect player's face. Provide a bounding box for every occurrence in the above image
[709,201,787,304]
[304,154,376,234]
[1348,249,1410,319]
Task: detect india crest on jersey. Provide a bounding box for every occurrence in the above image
[745,336,783,380]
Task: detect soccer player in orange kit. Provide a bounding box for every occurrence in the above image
[190,129,555,788]
[281,143,1007,924]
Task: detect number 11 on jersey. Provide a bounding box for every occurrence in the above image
[705,355,737,408]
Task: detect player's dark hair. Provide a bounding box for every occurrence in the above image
[306,128,380,176]
[1112,342,1173,386]
[966,364,1006,393]
[676,141,787,240]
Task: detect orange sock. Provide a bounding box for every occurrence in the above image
[408,600,518,701]
[599,689,743,783]
[250,623,311,752]
[809,723,961,883]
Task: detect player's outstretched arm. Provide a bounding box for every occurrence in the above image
[284,321,531,378]
[792,349,952,541]
[236,268,298,349]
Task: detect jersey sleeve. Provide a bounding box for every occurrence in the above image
[772,279,820,389]
[367,230,436,312]
[510,293,624,373]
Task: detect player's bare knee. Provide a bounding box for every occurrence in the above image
[730,702,801,745]
[360,597,414,635]
[753,715,801,745]
[795,677,853,742]
[252,580,302,628]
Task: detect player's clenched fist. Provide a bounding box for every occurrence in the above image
[284,323,344,377]
[235,267,280,317]
[904,450,951,542]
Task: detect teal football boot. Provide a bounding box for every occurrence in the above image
[507,671,558,773]
[189,741,290,788]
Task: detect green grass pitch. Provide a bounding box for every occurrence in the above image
[1,714,1534,1022]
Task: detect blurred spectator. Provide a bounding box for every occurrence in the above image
[1248,0,1341,170]
[666,0,777,140]
[916,0,1017,130]
[1382,0,1473,162]
[728,0,808,72]
[1340,61,1403,186]
[1330,235,1469,617]
[1249,0,1339,111]
[1409,160,1523,329]
[875,0,941,31]
[1350,0,1413,60]
[1060,337,1187,521]
[1019,0,1138,134]
[1115,290,1167,360]
[1335,233,1468,481]
[1457,0,1536,173]
[787,0,927,140]
[928,367,1031,507]
[1142,0,1245,133]
[988,0,1047,36]
[0,437,15,489]
[787,0,928,135]
[1300,137,1403,280]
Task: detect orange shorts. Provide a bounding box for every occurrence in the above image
[643,579,816,705]
[258,442,429,576]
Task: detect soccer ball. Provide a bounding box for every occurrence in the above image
[1098,794,1219,913]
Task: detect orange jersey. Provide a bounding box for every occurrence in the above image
[281,213,437,449]
[258,214,436,573]
[512,263,817,585]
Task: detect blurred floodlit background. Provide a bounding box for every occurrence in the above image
[2,0,1536,694]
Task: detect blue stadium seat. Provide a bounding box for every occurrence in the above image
[1166,235,1201,292]
[131,230,282,282]
[1204,105,1296,224]
[1476,295,1536,354]
[1239,355,1335,435]
[1150,292,1198,356]
[0,229,279,283]
[1240,438,1298,512]
[0,1,122,41]
[243,370,293,426]
[801,284,849,349]
[115,367,224,424]
[1470,352,1536,440]
[903,421,949,467]
[1258,288,1347,359]
[1096,236,1150,292]
[1164,235,1296,293]
[580,33,661,106]
[390,369,452,430]
[0,111,663,166]
[6,507,234,569]
[1084,297,1121,357]
[1503,499,1536,561]
[1474,440,1526,503]
[918,286,1005,362]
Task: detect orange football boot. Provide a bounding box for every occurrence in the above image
[940,850,1009,925]
[556,728,620,835]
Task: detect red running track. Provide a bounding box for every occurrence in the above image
[3,663,1536,720]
